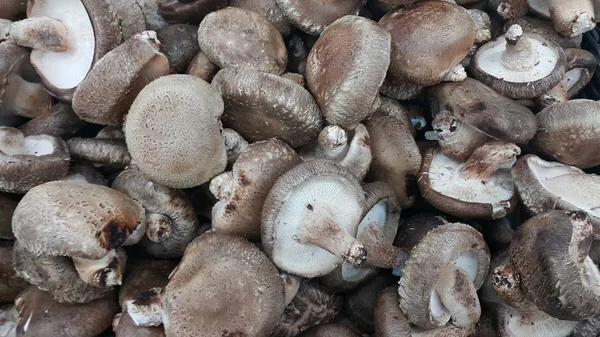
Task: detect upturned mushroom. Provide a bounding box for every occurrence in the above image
[72,31,169,126]
[229,0,294,36]
[14,287,119,337]
[261,159,367,278]
[112,167,199,258]
[210,139,300,241]
[418,142,521,219]
[198,7,287,74]
[18,102,86,139]
[530,99,600,168]
[157,0,228,25]
[306,15,390,130]
[212,68,323,148]
[125,74,227,189]
[397,222,490,329]
[0,127,70,194]
[0,0,123,100]
[296,324,361,337]
[12,181,145,303]
[425,78,537,161]
[155,24,199,74]
[276,0,364,35]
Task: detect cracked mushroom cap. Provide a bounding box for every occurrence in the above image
[0,126,70,194]
[378,0,476,87]
[261,159,367,278]
[296,324,361,337]
[198,7,287,74]
[158,0,228,25]
[112,167,199,258]
[72,31,169,126]
[306,15,390,130]
[14,286,119,337]
[125,74,227,189]
[0,241,27,302]
[418,143,521,219]
[229,0,293,36]
[212,68,323,148]
[119,259,177,313]
[210,139,300,241]
[160,232,285,337]
[398,223,490,329]
[276,0,365,35]
[531,99,600,169]
[509,210,600,319]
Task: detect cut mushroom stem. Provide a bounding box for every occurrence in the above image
[297,203,367,266]
[435,264,481,328]
[459,142,521,182]
[126,287,164,327]
[2,17,69,52]
[502,25,539,71]
[72,248,127,287]
[316,125,348,161]
[361,222,409,275]
[145,212,173,243]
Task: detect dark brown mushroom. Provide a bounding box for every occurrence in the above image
[0,193,17,239]
[18,103,87,139]
[344,274,398,333]
[158,0,228,25]
[156,24,199,74]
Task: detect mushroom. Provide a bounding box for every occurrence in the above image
[210,139,300,241]
[299,124,372,181]
[212,68,323,148]
[305,15,389,130]
[398,222,490,329]
[394,213,448,252]
[261,159,367,278]
[320,182,404,291]
[18,102,87,139]
[344,274,398,333]
[185,51,218,82]
[112,167,199,258]
[418,142,521,219]
[378,1,475,87]
[271,279,342,337]
[0,0,122,100]
[14,286,119,337]
[296,324,361,337]
[229,0,294,36]
[379,78,424,101]
[125,74,227,189]
[67,129,131,170]
[61,163,108,185]
[530,99,600,168]
[12,181,145,303]
[0,193,17,239]
[469,9,493,45]
[155,24,199,74]
[424,78,537,161]
[0,241,27,302]
[367,0,419,18]
[197,7,288,74]
[527,0,550,18]
[276,0,365,35]
[0,127,70,194]
[130,233,286,337]
[0,0,26,20]
[119,259,177,313]
[505,17,583,49]
[365,105,422,208]
[133,0,168,30]
[377,97,416,136]
[508,210,600,319]
[106,0,146,41]
[549,0,596,37]
[221,128,249,166]
[115,312,166,337]
[72,31,169,126]
[158,0,228,25]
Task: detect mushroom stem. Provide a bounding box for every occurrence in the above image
[434,264,481,328]
[1,74,52,119]
[297,203,367,266]
[339,124,371,180]
[362,222,408,274]
[71,248,127,287]
[459,142,521,182]
[492,264,539,316]
[209,171,234,201]
[145,212,173,243]
[315,125,348,161]
[442,64,467,82]
[501,25,539,71]
[429,110,489,161]
[126,287,164,327]
[3,17,69,52]
[222,128,248,165]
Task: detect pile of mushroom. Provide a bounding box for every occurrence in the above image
[3,0,600,336]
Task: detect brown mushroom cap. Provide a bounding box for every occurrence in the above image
[374,286,411,337]
[296,323,361,337]
[379,0,476,86]
[531,99,600,169]
[505,17,583,49]
[161,232,285,337]
[14,286,118,337]
[158,0,228,25]
[510,210,600,319]
[115,312,166,337]
[0,127,70,194]
[185,50,218,82]
[67,137,131,169]
[198,7,288,74]
[210,139,300,241]
[119,259,177,312]
[19,102,87,139]
[155,24,199,74]
[306,15,390,130]
[212,68,323,148]
[229,0,294,35]
[125,74,227,189]
[72,31,169,126]
[0,241,27,302]
[276,0,364,35]
[61,163,108,185]
[549,0,595,37]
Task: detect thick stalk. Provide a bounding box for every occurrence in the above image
[459,142,521,182]
[434,264,481,328]
[501,24,539,71]
[5,17,68,52]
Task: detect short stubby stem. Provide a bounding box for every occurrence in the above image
[5,17,69,52]
[459,142,520,182]
[502,24,539,71]
[435,264,481,328]
[361,222,408,273]
[72,248,127,287]
[145,212,173,243]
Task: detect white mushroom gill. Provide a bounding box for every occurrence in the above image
[503,305,578,337]
[0,133,56,156]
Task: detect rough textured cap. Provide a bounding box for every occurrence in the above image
[276,0,365,35]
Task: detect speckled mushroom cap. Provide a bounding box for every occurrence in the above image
[0,241,27,302]
[112,167,199,258]
[306,15,390,130]
[210,139,300,241]
[198,7,287,74]
[119,259,177,313]
[212,68,323,148]
[229,0,294,35]
[261,159,367,278]
[0,126,70,194]
[276,0,365,35]
[72,31,169,126]
[14,286,119,337]
[530,99,600,169]
[105,0,146,41]
[158,0,228,25]
[161,232,285,337]
[398,223,490,329]
[378,0,476,87]
[509,210,600,320]
[125,74,227,189]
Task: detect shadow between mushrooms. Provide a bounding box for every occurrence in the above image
[276,0,365,35]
